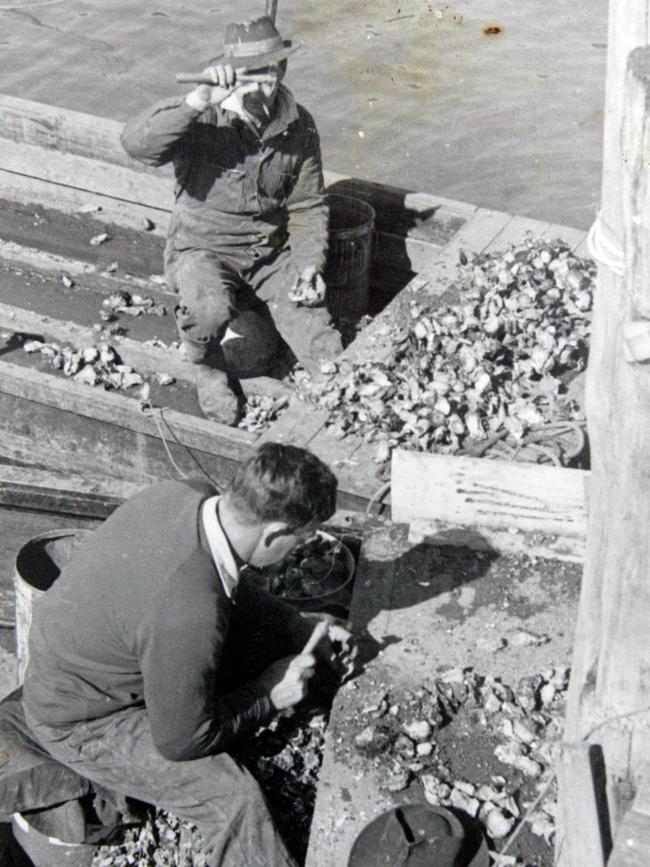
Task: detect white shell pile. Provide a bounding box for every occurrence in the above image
[101,290,167,320]
[238,394,290,432]
[92,810,207,867]
[22,338,157,393]
[352,665,569,858]
[308,238,594,466]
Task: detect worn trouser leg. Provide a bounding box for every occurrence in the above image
[251,248,343,375]
[23,587,321,866]
[26,709,296,867]
[166,250,238,363]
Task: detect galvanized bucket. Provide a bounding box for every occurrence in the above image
[324,194,375,331]
[14,529,94,682]
[12,811,96,866]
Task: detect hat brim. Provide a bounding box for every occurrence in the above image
[210,41,300,71]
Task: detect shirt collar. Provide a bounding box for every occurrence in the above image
[201,495,239,599]
[220,84,299,141]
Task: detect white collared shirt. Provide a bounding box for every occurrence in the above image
[201,495,239,599]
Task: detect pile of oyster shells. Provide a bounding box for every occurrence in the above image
[92,810,207,867]
[22,339,174,392]
[238,393,290,432]
[353,665,569,860]
[93,707,327,867]
[308,238,594,466]
[100,290,167,321]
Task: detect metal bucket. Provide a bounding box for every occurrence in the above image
[324,194,375,332]
[14,529,94,682]
[274,531,356,616]
[12,812,95,866]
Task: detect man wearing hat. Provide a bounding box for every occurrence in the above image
[122,15,342,423]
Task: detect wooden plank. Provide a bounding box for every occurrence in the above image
[372,230,448,272]
[257,402,330,447]
[484,214,552,253]
[555,743,608,867]
[325,176,470,244]
[0,465,139,519]
[540,224,589,250]
[0,392,241,489]
[391,450,589,540]
[0,137,172,212]
[418,208,512,295]
[0,94,164,174]
[0,361,255,460]
[0,303,290,401]
[0,238,166,292]
[608,810,650,866]
[0,170,170,236]
[443,207,513,257]
[0,301,195,385]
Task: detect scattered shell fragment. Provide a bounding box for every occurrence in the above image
[89,232,110,246]
[485,807,516,839]
[509,629,551,648]
[404,720,432,742]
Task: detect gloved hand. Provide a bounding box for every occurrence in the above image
[288,266,327,307]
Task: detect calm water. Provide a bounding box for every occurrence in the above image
[0,0,607,229]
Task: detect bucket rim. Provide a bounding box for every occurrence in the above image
[277,530,356,604]
[325,192,375,222]
[12,811,96,850]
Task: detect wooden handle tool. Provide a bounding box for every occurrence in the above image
[301,620,329,656]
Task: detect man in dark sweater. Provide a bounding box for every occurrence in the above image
[121,14,342,423]
[23,443,354,867]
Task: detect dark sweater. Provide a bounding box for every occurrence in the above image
[23,480,273,761]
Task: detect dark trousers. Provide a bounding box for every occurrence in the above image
[169,246,342,375]
[25,578,318,867]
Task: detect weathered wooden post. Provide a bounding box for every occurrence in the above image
[557,1,650,860]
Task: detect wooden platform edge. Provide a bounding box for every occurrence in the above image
[0,465,141,519]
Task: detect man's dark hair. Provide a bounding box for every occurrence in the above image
[226,442,337,528]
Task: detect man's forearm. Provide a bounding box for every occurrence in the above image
[121,97,203,166]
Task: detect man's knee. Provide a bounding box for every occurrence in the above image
[172,253,234,355]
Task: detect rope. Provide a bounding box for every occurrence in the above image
[140,401,223,491]
[587,213,625,276]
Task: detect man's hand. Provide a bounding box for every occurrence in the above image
[288,266,327,307]
[185,64,256,112]
[302,614,358,682]
[256,653,316,711]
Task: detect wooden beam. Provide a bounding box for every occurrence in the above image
[0,93,166,174]
[0,302,290,400]
[0,360,255,460]
[0,465,139,519]
[555,743,609,867]
[390,449,588,559]
[0,137,172,212]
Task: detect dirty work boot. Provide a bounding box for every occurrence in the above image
[195,366,240,425]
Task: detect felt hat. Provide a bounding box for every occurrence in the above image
[347,804,490,867]
[211,15,300,70]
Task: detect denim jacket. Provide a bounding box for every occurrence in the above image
[121,86,328,275]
